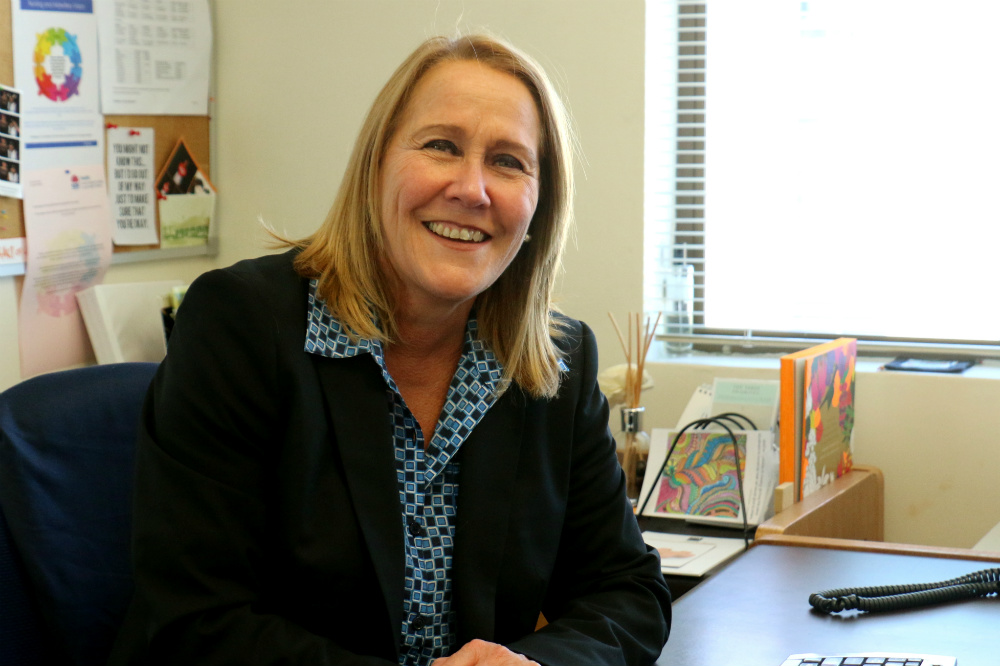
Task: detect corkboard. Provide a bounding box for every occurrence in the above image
[0,0,22,248]
[103,114,211,254]
[0,2,212,264]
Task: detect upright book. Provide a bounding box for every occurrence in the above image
[779,338,857,500]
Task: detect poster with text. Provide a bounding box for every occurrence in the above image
[18,164,112,377]
[11,0,104,170]
[96,0,212,115]
[107,126,157,244]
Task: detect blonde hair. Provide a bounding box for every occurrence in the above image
[286,33,576,399]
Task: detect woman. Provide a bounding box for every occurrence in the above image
[109,34,670,666]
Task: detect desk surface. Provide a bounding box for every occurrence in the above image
[656,538,1000,666]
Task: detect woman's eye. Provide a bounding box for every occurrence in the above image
[494,154,524,170]
[424,139,457,154]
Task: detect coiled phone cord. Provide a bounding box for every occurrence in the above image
[809,567,1000,613]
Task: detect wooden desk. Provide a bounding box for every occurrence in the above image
[641,465,885,598]
[656,535,1000,666]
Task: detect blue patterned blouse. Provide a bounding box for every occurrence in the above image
[303,281,503,666]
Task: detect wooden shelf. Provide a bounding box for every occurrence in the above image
[756,464,885,542]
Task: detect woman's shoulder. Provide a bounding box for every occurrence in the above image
[183,249,307,319]
[221,248,302,281]
[192,249,302,293]
[550,312,594,353]
[172,250,310,357]
[545,313,602,389]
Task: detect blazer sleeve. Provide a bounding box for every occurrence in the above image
[108,263,397,666]
[507,321,672,666]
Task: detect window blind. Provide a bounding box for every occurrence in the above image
[644,0,1000,356]
[644,1,706,332]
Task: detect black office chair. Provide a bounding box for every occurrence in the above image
[0,362,158,666]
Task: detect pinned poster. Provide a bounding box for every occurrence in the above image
[10,0,104,170]
[155,138,215,248]
[107,126,157,245]
[18,164,113,377]
[95,0,212,115]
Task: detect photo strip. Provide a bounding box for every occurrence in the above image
[0,85,22,198]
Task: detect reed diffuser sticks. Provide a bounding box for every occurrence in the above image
[608,311,661,504]
[607,311,662,408]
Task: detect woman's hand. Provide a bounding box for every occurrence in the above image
[431,639,540,666]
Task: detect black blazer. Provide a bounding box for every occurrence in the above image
[109,250,670,666]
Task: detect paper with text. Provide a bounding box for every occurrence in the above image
[11,0,104,170]
[711,377,780,431]
[107,126,156,244]
[18,164,112,377]
[96,0,212,115]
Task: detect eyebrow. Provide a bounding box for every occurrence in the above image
[415,124,539,168]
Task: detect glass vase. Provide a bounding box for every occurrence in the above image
[613,406,650,507]
[663,261,694,354]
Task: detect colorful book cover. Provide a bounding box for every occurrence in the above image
[800,338,856,497]
[656,431,747,519]
[778,338,857,500]
[640,429,778,526]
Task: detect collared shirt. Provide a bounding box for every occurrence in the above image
[304,281,503,666]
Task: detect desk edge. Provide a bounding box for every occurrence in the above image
[755,534,1000,562]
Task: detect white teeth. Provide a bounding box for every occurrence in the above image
[427,222,485,243]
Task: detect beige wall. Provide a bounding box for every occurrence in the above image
[1,0,997,549]
[0,0,646,389]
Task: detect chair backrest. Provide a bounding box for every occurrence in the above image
[0,362,158,666]
[0,498,52,665]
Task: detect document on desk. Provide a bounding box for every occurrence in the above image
[642,532,745,577]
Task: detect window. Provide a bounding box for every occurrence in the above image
[644,0,1000,352]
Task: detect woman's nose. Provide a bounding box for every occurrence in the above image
[447,160,490,208]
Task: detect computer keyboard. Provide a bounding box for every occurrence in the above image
[781,654,956,666]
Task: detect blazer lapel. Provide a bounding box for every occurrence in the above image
[452,388,525,644]
[312,353,404,655]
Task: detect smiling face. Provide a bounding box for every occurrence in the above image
[378,59,541,318]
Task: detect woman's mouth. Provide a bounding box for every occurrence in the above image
[425,221,488,243]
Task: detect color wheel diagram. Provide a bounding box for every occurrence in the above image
[33,27,83,102]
